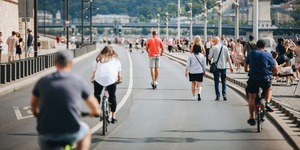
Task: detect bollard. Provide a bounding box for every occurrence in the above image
[11,62,16,81]
[281,107,285,113]
[293,116,298,123]
[15,61,21,79]
[30,58,34,75]
[19,60,24,78]
[275,103,279,108]
[33,58,37,73]
[285,110,289,117]
[272,100,276,106]
[41,56,45,70]
[24,59,28,77]
[0,64,6,84]
[45,55,50,68]
[6,63,11,82]
[36,57,40,72]
[297,119,300,127]
[289,113,294,120]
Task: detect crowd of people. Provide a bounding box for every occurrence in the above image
[0,28,42,63]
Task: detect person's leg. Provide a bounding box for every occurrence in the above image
[191,81,196,97]
[150,68,155,82]
[154,56,161,82]
[93,81,103,104]
[18,54,21,60]
[197,81,202,93]
[265,85,272,103]
[213,69,220,98]
[154,67,159,82]
[0,54,2,63]
[248,93,256,119]
[8,56,11,62]
[107,83,117,119]
[220,69,227,96]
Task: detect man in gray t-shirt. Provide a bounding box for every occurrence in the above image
[208,37,233,100]
[31,50,100,150]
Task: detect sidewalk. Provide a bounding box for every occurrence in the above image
[0,36,76,63]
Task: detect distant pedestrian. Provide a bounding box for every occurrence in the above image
[6,31,19,62]
[128,38,133,53]
[37,36,42,54]
[121,37,125,46]
[240,37,246,47]
[233,39,243,72]
[70,36,76,46]
[27,28,33,58]
[167,37,173,52]
[185,36,206,101]
[56,35,60,46]
[134,38,139,50]
[141,37,145,53]
[208,37,233,100]
[220,34,228,46]
[0,32,3,62]
[16,32,24,60]
[204,37,213,66]
[243,35,256,58]
[146,30,164,89]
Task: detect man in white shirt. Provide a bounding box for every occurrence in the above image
[6,31,19,62]
[208,37,233,101]
[0,32,3,62]
[220,34,228,46]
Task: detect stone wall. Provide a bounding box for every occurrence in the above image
[0,0,19,55]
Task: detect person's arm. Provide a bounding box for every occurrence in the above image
[84,95,100,117]
[208,47,214,60]
[30,94,40,117]
[243,43,247,58]
[224,41,228,46]
[204,42,207,49]
[227,56,233,73]
[190,44,194,53]
[201,44,206,56]
[289,39,296,48]
[272,65,278,77]
[117,72,121,83]
[290,45,300,52]
[185,56,191,78]
[244,63,249,72]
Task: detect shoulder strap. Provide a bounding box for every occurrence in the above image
[247,42,255,50]
[216,46,223,64]
[194,54,204,72]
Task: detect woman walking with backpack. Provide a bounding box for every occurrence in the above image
[185,36,206,101]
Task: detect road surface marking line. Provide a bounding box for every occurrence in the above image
[90,50,133,134]
[13,106,23,120]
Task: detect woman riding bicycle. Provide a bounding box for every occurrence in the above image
[92,46,122,124]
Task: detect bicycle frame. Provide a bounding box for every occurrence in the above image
[102,87,111,135]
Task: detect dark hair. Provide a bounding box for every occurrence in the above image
[16,32,20,37]
[278,37,284,44]
[152,30,157,35]
[230,38,233,41]
[256,39,266,48]
[193,44,202,55]
[272,51,278,59]
[27,28,32,33]
[0,32,2,34]
[12,31,16,35]
[241,37,244,39]
[237,39,240,42]
[37,36,40,38]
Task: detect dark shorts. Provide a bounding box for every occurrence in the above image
[247,79,271,94]
[38,42,41,47]
[16,46,22,54]
[141,43,144,47]
[168,45,173,51]
[0,46,2,53]
[189,73,203,82]
[129,44,132,48]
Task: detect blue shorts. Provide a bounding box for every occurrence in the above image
[38,121,89,150]
[0,46,2,53]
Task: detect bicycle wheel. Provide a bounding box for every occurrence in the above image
[102,97,107,135]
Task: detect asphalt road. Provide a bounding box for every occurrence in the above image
[0,44,293,150]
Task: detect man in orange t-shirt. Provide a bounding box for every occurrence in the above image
[146,30,164,89]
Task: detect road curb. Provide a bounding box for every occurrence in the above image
[164,52,300,150]
[0,47,101,96]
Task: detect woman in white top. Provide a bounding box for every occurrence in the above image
[204,37,212,66]
[185,36,206,101]
[92,46,122,124]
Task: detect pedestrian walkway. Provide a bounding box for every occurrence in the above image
[0,36,76,63]
[164,51,300,113]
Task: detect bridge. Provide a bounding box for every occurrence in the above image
[38,22,299,31]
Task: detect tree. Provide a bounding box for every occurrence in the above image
[97,28,105,35]
[141,28,151,35]
[139,15,146,22]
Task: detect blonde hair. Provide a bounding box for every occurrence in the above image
[96,46,119,63]
[193,36,202,45]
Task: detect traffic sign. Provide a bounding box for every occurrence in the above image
[71,24,76,29]
[118,25,122,29]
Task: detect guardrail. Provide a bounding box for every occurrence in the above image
[0,44,97,84]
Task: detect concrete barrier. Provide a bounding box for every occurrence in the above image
[41,41,51,49]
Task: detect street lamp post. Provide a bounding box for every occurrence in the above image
[165,12,169,40]
[157,14,160,38]
[66,0,69,49]
[202,0,207,42]
[81,0,92,45]
[232,1,239,41]
[34,0,38,57]
[84,7,99,44]
[188,3,192,42]
[178,0,181,40]
[253,0,258,41]
[216,1,222,38]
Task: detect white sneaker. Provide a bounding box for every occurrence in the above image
[154,81,158,86]
[295,78,299,81]
[150,81,154,85]
[192,96,196,100]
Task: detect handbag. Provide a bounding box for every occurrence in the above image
[210,46,223,73]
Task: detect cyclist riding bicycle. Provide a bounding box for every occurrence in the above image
[31,50,100,150]
[244,39,278,126]
[92,46,122,124]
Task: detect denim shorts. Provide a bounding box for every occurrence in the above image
[0,46,2,53]
[38,121,89,150]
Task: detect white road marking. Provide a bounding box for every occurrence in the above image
[13,106,34,120]
[90,50,133,134]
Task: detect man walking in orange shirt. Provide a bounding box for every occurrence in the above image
[146,30,164,89]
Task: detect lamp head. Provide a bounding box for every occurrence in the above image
[232,2,239,7]
[216,1,222,7]
[201,13,207,18]
[157,14,160,17]
[188,3,192,8]
[202,6,207,11]
[166,12,168,16]
[217,10,222,15]
[188,11,192,16]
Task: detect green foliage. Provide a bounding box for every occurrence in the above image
[141,28,151,35]
[97,28,105,34]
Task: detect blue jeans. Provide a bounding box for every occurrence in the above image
[38,121,89,150]
[213,69,227,97]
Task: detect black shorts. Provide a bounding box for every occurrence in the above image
[168,46,173,51]
[247,79,271,94]
[129,44,132,48]
[189,73,203,82]
[38,42,41,47]
[16,46,22,54]
[141,43,144,47]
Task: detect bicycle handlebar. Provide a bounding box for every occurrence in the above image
[81,112,100,118]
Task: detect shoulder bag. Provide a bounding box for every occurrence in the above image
[210,46,223,73]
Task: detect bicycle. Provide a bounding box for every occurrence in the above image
[46,112,92,150]
[246,84,267,132]
[101,81,122,136]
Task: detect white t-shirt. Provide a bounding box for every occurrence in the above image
[205,41,212,49]
[0,37,2,46]
[71,37,76,42]
[93,57,121,86]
